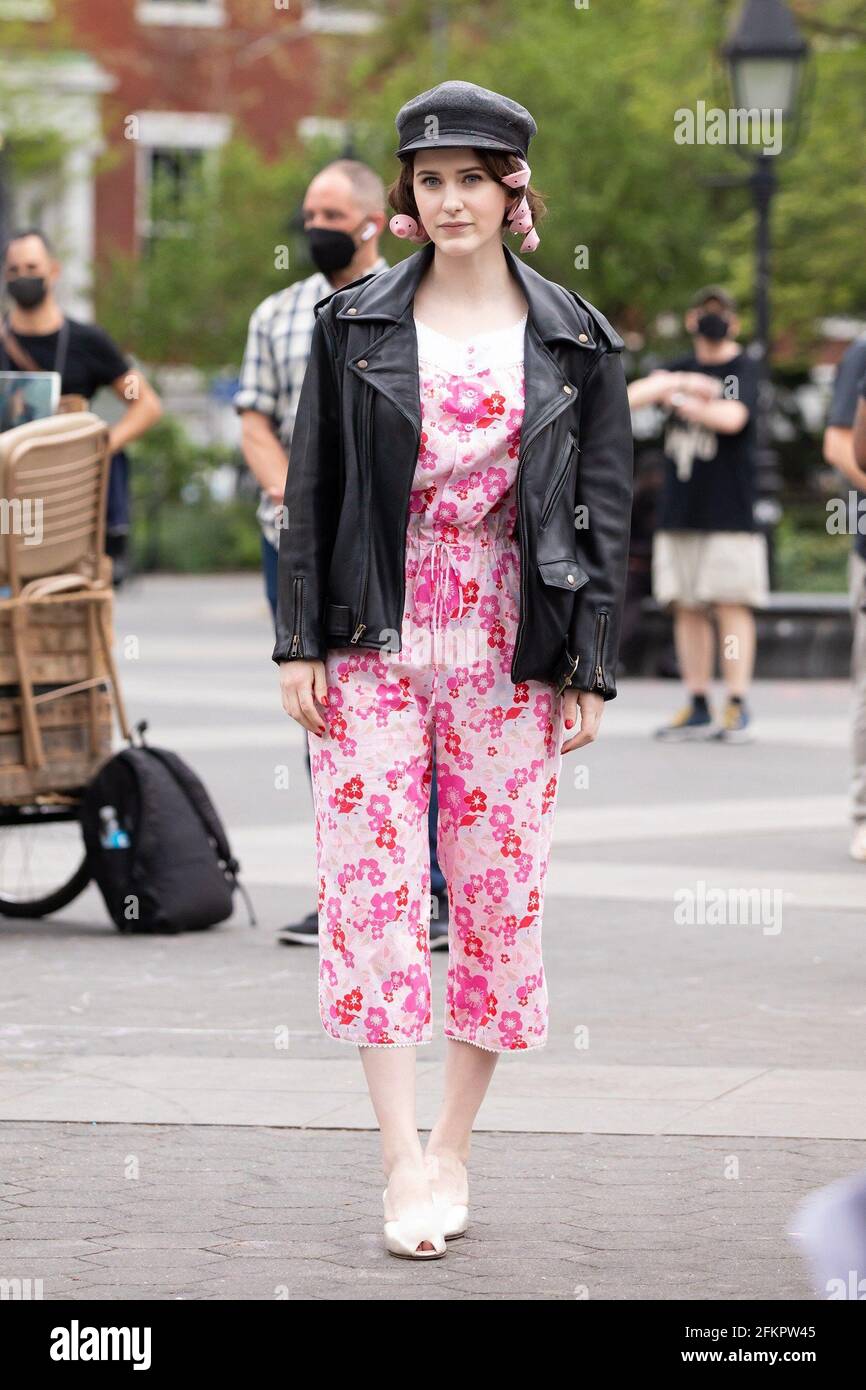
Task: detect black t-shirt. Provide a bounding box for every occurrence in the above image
[656,349,760,533]
[826,336,866,561]
[0,317,130,400]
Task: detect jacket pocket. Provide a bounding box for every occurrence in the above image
[536,557,590,591]
[539,431,579,529]
[325,601,352,638]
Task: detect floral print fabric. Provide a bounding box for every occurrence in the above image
[308,312,565,1051]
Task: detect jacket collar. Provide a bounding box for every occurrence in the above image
[335,240,591,455]
[335,239,598,351]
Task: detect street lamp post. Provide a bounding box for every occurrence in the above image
[722,0,809,585]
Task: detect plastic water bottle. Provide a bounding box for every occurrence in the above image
[99,805,130,850]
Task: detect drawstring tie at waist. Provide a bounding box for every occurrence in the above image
[411,526,512,631]
[430,537,465,631]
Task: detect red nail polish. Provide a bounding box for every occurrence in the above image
[565,718,574,728]
[321,695,328,706]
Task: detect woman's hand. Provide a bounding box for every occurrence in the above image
[560,688,604,753]
[279,659,328,735]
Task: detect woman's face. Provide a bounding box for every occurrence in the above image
[411,147,511,254]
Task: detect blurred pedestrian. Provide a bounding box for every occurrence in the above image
[235,161,451,947]
[618,448,667,674]
[0,385,37,431]
[854,377,866,469]
[0,229,163,581]
[628,287,768,741]
[823,333,866,860]
[789,1170,866,1299]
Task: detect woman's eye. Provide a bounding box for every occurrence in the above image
[420,174,482,187]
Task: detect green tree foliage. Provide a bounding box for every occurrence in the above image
[97,137,321,367]
[751,0,866,347]
[0,12,80,189]
[98,0,864,369]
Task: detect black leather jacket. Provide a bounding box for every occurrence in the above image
[272,239,634,699]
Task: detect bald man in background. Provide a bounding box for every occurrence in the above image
[235,160,450,949]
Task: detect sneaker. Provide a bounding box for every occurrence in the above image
[654,699,716,742]
[713,698,754,744]
[277,909,319,944]
[849,823,866,862]
[429,893,449,949]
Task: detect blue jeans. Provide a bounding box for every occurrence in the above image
[262,535,446,901]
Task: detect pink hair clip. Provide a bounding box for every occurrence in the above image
[388,155,539,253]
[388,213,428,243]
[501,160,539,252]
[500,159,531,189]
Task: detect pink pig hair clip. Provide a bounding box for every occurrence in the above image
[501,158,539,252]
[388,155,539,253]
[388,213,429,243]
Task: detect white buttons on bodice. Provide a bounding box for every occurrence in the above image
[413,314,527,373]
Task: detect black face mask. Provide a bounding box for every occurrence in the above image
[696,311,730,342]
[6,275,48,309]
[305,220,370,274]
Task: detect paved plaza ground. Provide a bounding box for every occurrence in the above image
[1,573,864,1300]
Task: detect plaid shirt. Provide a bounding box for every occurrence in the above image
[234,257,390,547]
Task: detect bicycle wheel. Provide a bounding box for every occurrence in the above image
[0,799,92,918]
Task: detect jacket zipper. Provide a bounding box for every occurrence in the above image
[512,430,572,670]
[539,433,576,529]
[511,362,580,675]
[511,443,530,669]
[350,389,374,643]
[593,610,609,692]
[290,576,304,657]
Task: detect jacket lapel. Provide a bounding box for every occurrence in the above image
[334,240,595,452]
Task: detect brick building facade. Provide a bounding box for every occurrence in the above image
[0,0,375,314]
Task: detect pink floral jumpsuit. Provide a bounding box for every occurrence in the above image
[308,311,566,1052]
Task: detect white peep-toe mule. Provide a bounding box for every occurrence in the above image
[431,1190,469,1240]
[382,1188,448,1259]
[424,1155,470,1239]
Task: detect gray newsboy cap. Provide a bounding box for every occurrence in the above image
[395,80,536,162]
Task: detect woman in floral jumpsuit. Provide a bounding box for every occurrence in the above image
[312,311,563,1053]
[276,82,630,1261]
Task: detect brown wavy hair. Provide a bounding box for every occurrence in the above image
[386,147,547,243]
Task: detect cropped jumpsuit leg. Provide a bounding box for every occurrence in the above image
[307,313,565,1052]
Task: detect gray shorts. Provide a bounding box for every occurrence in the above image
[651,529,770,609]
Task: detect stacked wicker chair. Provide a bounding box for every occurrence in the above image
[0,412,130,803]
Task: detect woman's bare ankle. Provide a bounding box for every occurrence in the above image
[425,1134,470,1167]
[383,1145,426,1178]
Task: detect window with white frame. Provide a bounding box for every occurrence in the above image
[136,0,226,28]
[301,1,381,35]
[297,116,350,144]
[134,112,230,245]
[144,147,207,239]
[0,1,54,19]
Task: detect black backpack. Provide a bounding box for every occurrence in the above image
[80,723,256,934]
